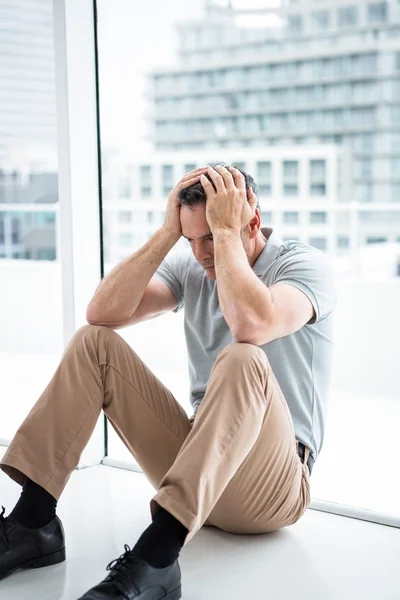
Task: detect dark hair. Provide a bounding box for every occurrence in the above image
[177,162,261,217]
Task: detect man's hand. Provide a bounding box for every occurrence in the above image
[200,165,258,233]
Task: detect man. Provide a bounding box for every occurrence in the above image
[0,163,336,599]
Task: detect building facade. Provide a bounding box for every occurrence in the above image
[0,0,58,260]
[149,0,400,250]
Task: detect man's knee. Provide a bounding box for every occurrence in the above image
[218,341,269,367]
[69,323,118,346]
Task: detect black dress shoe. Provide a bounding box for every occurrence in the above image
[78,544,182,600]
[0,505,66,580]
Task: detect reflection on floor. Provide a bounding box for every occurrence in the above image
[0,459,399,600]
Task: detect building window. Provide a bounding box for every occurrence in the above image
[119,233,133,247]
[366,236,387,244]
[283,160,298,179]
[261,211,272,223]
[310,211,327,224]
[257,161,272,180]
[37,249,56,260]
[283,211,299,224]
[338,5,358,27]
[393,184,400,202]
[287,15,303,34]
[337,236,350,248]
[355,159,373,178]
[309,237,327,250]
[356,184,374,202]
[184,164,196,173]
[309,158,326,195]
[257,161,272,196]
[367,2,388,23]
[141,187,152,198]
[312,11,330,30]
[259,185,272,196]
[140,165,152,184]
[34,212,56,226]
[284,184,298,196]
[118,211,132,224]
[310,184,326,196]
[162,165,174,196]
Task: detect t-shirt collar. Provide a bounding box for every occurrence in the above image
[252,227,283,277]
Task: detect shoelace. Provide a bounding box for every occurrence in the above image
[0,506,10,549]
[106,544,141,586]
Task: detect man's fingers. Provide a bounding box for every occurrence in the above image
[228,166,246,191]
[182,166,209,180]
[205,165,226,193]
[214,165,235,190]
[178,175,203,189]
[200,174,212,187]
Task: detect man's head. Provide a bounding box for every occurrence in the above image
[177,162,267,280]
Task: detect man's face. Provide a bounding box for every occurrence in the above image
[180,203,250,280]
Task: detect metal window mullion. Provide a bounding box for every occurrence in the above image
[53,0,104,467]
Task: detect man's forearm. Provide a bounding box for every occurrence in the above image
[86,227,180,324]
[213,228,273,338]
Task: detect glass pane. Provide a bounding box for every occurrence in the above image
[0,0,62,442]
[96,0,400,521]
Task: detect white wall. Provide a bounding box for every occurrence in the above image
[1,260,399,400]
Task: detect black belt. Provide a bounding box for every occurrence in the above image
[297,442,314,476]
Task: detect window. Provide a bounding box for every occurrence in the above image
[337,236,350,248]
[356,184,374,202]
[287,15,303,34]
[367,2,388,23]
[283,160,298,180]
[355,159,373,177]
[257,161,272,180]
[118,211,132,224]
[310,184,326,196]
[284,184,298,196]
[309,237,327,250]
[141,187,152,198]
[310,211,327,224]
[36,249,56,261]
[140,165,152,185]
[283,211,299,224]
[259,185,272,197]
[260,211,272,223]
[162,164,174,196]
[184,163,196,173]
[310,159,326,181]
[257,161,272,196]
[119,233,133,246]
[338,6,358,27]
[35,212,56,226]
[312,11,330,30]
[366,236,387,244]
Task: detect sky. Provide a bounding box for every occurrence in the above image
[96,0,283,155]
[97,0,205,154]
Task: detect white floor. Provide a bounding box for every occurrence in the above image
[0,462,399,600]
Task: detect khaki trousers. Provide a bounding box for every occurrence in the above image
[0,325,311,547]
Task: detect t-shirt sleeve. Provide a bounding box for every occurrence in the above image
[272,245,337,324]
[153,250,185,314]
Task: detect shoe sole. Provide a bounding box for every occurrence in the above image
[0,547,66,580]
[165,585,181,600]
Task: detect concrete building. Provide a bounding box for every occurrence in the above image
[148,0,400,247]
[0,0,58,260]
[101,147,349,265]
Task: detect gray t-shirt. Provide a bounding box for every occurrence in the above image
[153,227,336,463]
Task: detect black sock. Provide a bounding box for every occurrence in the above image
[132,506,188,569]
[9,476,57,529]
